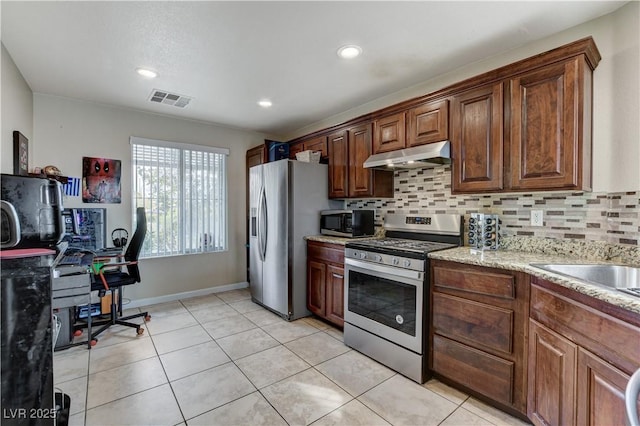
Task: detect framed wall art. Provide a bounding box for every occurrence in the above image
[82,157,122,203]
[13,131,29,176]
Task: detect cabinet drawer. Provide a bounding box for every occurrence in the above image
[307,241,344,265]
[433,292,514,355]
[433,264,515,299]
[433,334,514,405]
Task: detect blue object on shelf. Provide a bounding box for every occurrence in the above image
[77,303,101,319]
[267,140,289,162]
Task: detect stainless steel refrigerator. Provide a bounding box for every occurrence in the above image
[249,159,339,320]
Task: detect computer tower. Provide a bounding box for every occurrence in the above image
[53,307,75,350]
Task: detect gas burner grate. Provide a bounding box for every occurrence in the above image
[349,238,456,254]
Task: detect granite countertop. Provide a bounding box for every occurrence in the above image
[429,247,640,315]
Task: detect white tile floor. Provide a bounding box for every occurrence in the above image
[54,288,531,426]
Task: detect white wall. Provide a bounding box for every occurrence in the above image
[33,94,265,301]
[1,43,33,174]
[284,1,640,193]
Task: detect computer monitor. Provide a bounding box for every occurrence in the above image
[61,208,107,251]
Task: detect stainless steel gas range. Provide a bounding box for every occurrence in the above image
[343,213,463,383]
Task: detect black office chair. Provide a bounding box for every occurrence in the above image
[84,207,150,342]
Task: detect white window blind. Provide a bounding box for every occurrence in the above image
[131,137,228,258]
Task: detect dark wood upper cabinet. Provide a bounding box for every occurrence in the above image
[288,142,304,159]
[372,99,448,155]
[246,144,266,169]
[509,57,591,191]
[328,124,393,199]
[348,124,375,197]
[290,136,328,160]
[288,37,599,196]
[328,130,348,198]
[407,99,449,147]
[303,136,328,158]
[451,83,504,193]
[373,112,406,153]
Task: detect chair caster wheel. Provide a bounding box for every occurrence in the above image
[74,330,83,337]
[137,328,145,335]
[145,315,151,322]
[90,340,98,347]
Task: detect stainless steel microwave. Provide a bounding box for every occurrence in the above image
[320,210,375,238]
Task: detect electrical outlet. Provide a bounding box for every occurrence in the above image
[530,210,543,227]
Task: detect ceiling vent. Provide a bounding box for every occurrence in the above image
[148,89,192,108]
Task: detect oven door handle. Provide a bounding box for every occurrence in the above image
[345,258,423,282]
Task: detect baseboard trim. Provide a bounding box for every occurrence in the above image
[127,281,249,309]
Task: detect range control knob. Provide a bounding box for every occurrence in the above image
[403,259,411,268]
[375,254,383,262]
[360,252,367,260]
[392,257,400,266]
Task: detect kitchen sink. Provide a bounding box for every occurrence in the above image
[530,263,640,298]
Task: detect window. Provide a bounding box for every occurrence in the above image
[131,137,229,258]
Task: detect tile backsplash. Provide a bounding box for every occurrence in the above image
[346,165,640,246]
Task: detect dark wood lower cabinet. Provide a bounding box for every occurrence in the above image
[307,260,326,317]
[527,319,577,426]
[528,277,640,426]
[325,264,344,326]
[430,260,529,415]
[307,241,344,327]
[576,348,629,426]
[430,264,640,425]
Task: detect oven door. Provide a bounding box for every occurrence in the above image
[344,258,423,354]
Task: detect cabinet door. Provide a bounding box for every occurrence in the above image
[307,260,326,317]
[289,142,304,159]
[509,58,588,190]
[328,130,348,198]
[348,124,374,197]
[325,264,344,327]
[373,112,406,153]
[451,83,504,193]
[407,99,449,147]
[576,348,631,426]
[527,319,577,426]
[247,145,266,168]
[303,136,328,158]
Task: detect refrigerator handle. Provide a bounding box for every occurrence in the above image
[260,187,268,260]
[256,186,263,261]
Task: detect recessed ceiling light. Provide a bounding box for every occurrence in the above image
[258,99,272,108]
[136,68,158,79]
[337,45,362,59]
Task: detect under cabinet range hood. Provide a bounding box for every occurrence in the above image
[363,141,451,170]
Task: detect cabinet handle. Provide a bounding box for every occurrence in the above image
[332,273,343,279]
